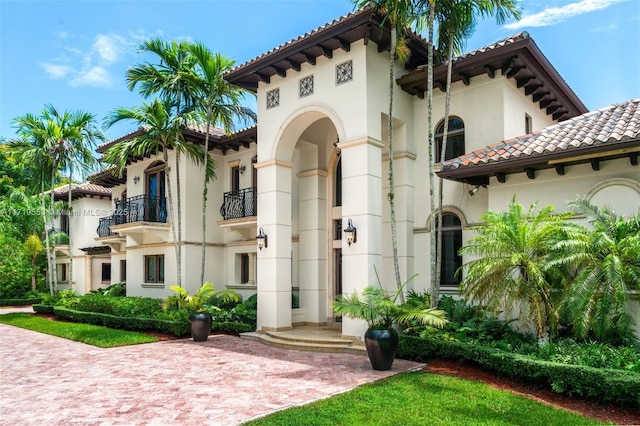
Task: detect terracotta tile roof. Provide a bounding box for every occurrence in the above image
[439,98,640,179]
[97,123,240,154]
[47,182,112,200]
[228,8,369,76]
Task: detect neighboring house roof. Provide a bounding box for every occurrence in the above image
[437,98,640,185]
[397,32,587,122]
[225,7,429,91]
[47,182,112,201]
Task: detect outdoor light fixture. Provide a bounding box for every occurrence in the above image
[256,227,268,250]
[133,176,140,185]
[333,135,341,156]
[468,185,479,196]
[239,164,246,175]
[343,218,357,246]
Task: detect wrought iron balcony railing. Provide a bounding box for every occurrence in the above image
[220,187,257,220]
[97,194,167,237]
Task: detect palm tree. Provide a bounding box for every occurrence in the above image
[433,0,520,303]
[103,99,206,287]
[126,38,199,288]
[548,198,640,343]
[186,42,256,285]
[352,0,415,302]
[458,198,570,339]
[53,108,103,286]
[10,105,101,293]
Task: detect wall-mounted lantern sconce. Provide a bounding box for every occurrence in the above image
[333,135,341,156]
[344,218,357,246]
[256,227,268,250]
[133,176,140,185]
[468,186,479,196]
[239,164,246,175]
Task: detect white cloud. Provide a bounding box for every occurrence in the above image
[70,66,111,87]
[92,34,126,64]
[505,0,624,29]
[592,23,618,32]
[41,32,133,88]
[39,63,73,79]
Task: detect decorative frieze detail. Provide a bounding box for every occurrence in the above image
[336,60,353,85]
[299,75,314,97]
[266,88,280,109]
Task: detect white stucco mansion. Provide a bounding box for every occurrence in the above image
[54,8,639,339]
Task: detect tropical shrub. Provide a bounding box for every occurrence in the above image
[518,339,640,372]
[404,295,535,349]
[90,282,126,297]
[0,234,32,299]
[548,197,640,345]
[458,198,572,339]
[163,282,240,314]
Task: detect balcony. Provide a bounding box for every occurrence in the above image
[220,187,257,221]
[97,195,167,238]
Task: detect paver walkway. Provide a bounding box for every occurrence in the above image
[0,310,422,425]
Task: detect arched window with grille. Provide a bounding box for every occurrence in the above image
[435,117,465,161]
[438,213,463,285]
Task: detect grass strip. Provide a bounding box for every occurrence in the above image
[0,312,157,348]
[243,371,607,426]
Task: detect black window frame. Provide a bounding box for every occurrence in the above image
[144,255,165,283]
[435,117,465,162]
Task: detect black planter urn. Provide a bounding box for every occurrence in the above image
[364,328,399,371]
[189,312,212,342]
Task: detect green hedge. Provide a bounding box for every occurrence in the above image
[53,306,189,337]
[0,297,42,306]
[211,321,254,334]
[397,335,640,407]
[32,303,54,314]
[73,295,162,318]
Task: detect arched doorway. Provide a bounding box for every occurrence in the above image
[256,109,344,330]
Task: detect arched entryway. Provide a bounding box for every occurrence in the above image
[255,108,344,331]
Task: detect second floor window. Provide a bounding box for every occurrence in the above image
[435,117,465,161]
[231,165,240,193]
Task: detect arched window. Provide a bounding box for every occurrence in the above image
[334,157,342,207]
[437,213,462,285]
[435,117,465,161]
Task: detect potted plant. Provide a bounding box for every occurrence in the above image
[333,274,447,370]
[164,282,240,341]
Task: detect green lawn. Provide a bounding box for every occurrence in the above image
[243,371,607,426]
[0,313,157,347]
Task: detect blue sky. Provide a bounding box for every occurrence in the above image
[1,0,639,142]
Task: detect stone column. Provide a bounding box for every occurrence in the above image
[297,169,328,325]
[255,160,293,331]
[247,252,256,286]
[339,137,383,340]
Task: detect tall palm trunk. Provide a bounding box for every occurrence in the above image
[50,160,58,291]
[200,110,212,286]
[163,147,179,287]
[67,171,73,289]
[175,150,183,287]
[434,34,455,298]
[40,179,53,295]
[427,2,438,308]
[388,26,404,303]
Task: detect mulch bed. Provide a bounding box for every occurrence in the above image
[424,358,640,425]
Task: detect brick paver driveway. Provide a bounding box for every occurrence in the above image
[0,315,422,425]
